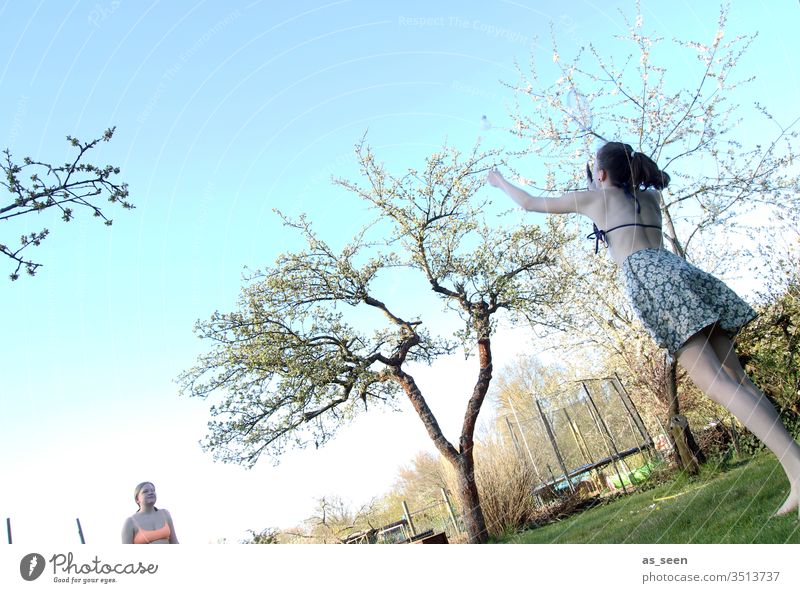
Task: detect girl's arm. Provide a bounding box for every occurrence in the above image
[121,517,135,544]
[487,169,592,215]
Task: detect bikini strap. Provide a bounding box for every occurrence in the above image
[586,223,606,254]
[587,222,662,254]
[587,186,660,254]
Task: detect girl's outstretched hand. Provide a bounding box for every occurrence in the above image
[486,168,505,188]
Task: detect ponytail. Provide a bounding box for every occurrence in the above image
[630,151,670,190]
[597,142,670,190]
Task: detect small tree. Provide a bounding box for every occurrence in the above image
[242,527,281,544]
[179,140,572,543]
[389,451,450,510]
[1,128,132,280]
[290,496,378,544]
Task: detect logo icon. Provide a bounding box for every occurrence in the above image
[19,553,46,581]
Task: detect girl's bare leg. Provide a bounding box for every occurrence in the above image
[677,329,800,517]
[707,327,765,397]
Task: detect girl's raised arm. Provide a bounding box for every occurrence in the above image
[487,169,591,215]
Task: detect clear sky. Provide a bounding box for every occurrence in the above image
[1,0,798,545]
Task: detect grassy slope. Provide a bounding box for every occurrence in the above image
[500,453,800,544]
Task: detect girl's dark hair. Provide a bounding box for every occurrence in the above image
[597,141,670,190]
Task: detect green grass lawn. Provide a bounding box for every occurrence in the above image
[499,453,800,544]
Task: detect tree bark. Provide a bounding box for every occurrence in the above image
[668,415,705,473]
[390,310,493,544]
[453,449,489,544]
[452,322,492,544]
[665,360,704,474]
[392,367,488,543]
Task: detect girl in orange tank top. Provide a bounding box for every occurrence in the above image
[122,482,179,544]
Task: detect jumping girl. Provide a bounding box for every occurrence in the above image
[487,141,800,518]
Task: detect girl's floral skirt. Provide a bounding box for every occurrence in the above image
[621,248,756,355]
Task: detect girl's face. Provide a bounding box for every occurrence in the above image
[136,483,157,507]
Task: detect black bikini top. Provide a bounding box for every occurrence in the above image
[587,184,661,254]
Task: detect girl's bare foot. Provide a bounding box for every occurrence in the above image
[772,483,799,518]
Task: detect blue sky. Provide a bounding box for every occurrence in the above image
[1,0,798,545]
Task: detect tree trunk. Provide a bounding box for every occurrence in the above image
[391,309,493,544]
[665,359,704,474]
[452,449,488,544]
[669,415,705,473]
[392,367,488,543]
[450,314,492,544]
